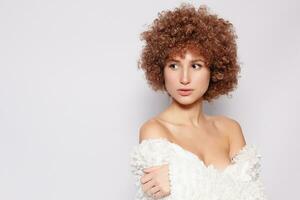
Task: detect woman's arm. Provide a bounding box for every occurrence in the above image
[129,119,173,199]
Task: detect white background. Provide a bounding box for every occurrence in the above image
[0,0,299,199]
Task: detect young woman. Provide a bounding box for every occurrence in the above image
[130,3,268,200]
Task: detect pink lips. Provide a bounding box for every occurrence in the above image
[177,89,193,96]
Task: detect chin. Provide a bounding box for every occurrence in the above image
[173,95,199,105]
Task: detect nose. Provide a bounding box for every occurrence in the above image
[180,67,190,85]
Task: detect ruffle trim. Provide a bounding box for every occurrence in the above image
[129,138,267,200]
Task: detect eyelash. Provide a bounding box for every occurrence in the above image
[169,64,202,69]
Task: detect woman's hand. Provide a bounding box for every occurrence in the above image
[140,164,171,199]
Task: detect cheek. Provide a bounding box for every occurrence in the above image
[194,70,210,87]
[164,71,178,87]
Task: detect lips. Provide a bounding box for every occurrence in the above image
[178,89,193,91]
[177,89,193,96]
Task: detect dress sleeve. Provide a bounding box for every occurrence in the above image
[129,138,174,200]
[232,144,262,182]
[232,144,268,200]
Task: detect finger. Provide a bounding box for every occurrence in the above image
[145,185,160,197]
[150,185,160,194]
[140,173,153,184]
[143,165,161,173]
[142,179,157,194]
[152,190,163,199]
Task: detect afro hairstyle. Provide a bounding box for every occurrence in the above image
[137,3,241,102]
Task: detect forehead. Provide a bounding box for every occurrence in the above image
[166,44,206,61]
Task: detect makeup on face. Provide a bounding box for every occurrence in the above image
[177,89,193,96]
[163,48,210,101]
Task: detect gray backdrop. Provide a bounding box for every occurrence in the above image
[0,0,299,199]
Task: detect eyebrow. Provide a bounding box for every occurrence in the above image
[166,58,205,63]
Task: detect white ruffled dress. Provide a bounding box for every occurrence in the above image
[129,138,268,200]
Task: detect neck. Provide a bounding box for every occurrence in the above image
[163,97,208,127]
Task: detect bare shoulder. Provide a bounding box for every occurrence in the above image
[212,115,246,158]
[138,118,170,143]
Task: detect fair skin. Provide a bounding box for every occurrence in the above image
[138,46,246,199]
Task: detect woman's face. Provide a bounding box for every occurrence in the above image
[163,48,210,104]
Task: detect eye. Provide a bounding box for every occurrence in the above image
[192,64,203,69]
[169,63,178,70]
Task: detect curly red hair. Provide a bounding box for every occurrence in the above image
[137,3,241,102]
